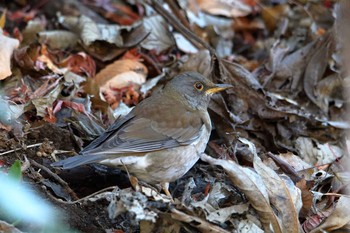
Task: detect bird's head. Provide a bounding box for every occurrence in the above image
[164,72,232,110]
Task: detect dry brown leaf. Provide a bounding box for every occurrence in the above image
[303,34,334,110]
[32,84,62,118]
[263,39,318,90]
[59,15,123,47]
[90,59,147,108]
[0,30,19,80]
[240,138,302,233]
[141,15,175,54]
[170,208,230,233]
[38,30,78,50]
[207,204,249,224]
[196,0,252,18]
[22,18,46,45]
[309,196,350,233]
[314,73,343,112]
[95,59,147,87]
[140,217,181,233]
[59,15,150,61]
[296,178,313,218]
[295,137,343,165]
[181,50,212,77]
[200,153,283,233]
[261,5,289,32]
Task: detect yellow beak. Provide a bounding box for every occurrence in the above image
[205,83,233,95]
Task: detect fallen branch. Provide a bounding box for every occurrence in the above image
[0,143,43,156]
[30,159,79,201]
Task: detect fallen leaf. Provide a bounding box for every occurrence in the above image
[170,208,230,233]
[196,0,252,17]
[38,30,78,50]
[241,138,302,233]
[0,30,19,80]
[201,153,283,233]
[309,196,350,233]
[141,15,175,54]
[295,137,343,165]
[94,59,147,108]
[236,219,264,233]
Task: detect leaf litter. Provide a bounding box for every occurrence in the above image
[0,0,349,232]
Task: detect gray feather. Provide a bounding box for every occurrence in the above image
[51,154,104,169]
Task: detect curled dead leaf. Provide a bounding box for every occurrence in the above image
[196,0,252,18]
[0,30,19,80]
[200,153,283,233]
[93,59,147,108]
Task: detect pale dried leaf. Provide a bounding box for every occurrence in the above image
[22,19,46,44]
[170,208,230,233]
[140,73,164,96]
[207,204,249,223]
[141,15,175,53]
[181,50,212,77]
[241,138,301,233]
[113,102,133,118]
[264,40,316,90]
[95,59,147,87]
[303,34,333,109]
[59,15,124,46]
[237,219,264,233]
[0,31,19,80]
[309,196,350,233]
[64,71,86,84]
[314,73,343,112]
[32,85,62,117]
[0,99,25,125]
[38,30,78,50]
[295,137,343,165]
[200,153,282,233]
[174,32,198,53]
[107,188,158,222]
[196,0,251,17]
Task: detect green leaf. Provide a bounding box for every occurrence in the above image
[8,160,22,181]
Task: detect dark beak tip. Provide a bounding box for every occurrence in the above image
[215,83,233,89]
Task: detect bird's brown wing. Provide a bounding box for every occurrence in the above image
[82,100,205,156]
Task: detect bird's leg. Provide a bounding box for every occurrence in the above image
[161,182,172,197]
[129,175,141,191]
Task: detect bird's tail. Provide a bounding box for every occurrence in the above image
[51,154,102,169]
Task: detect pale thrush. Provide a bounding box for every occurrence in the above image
[51,72,232,195]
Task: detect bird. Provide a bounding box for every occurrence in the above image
[51,71,232,196]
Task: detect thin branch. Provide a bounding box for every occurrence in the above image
[0,143,43,156]
[50,186,118,205]
[147,0,217,56]
[30,159,79,201]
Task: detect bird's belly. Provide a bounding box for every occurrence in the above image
[143,146,200,183]
[99,127,210,184]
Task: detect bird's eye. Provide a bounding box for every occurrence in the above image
[194,82,204,91]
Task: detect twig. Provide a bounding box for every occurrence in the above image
[164,0,191,30]
[0,143,43,156]
[30,159,79,201]
[50,186,118,205]
[147,0,217,56]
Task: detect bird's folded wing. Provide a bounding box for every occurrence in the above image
[81,107,204,156]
